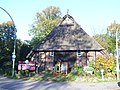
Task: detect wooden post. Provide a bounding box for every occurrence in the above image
[44,52,46,70]
[37,52,39,73]
[66,62,68,75]
[35,53,38,73]
[86,52,88,66]
[52,51,55,72]
[94,51,96,65]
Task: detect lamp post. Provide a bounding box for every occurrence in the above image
[116,28,119,80]
[0,7,17,77]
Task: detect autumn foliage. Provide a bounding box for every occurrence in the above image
[96,55,116,70]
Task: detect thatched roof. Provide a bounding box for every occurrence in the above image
[33,14,104,52]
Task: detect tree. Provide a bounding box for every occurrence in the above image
[29,6,62,47]
[107,21,120,46]
[0,21,15,74]
[0,21,32,75]
[0,21,14,61]
[93,34,116,54]
[94,21,120,55]
[107,21,120,53]
[107,20,120,36]
[19,41,32,60]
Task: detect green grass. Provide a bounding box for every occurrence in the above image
[25,70,67,82]
[11,70,120,82]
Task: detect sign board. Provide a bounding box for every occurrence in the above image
[18,61,35,71]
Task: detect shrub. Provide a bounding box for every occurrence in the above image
[3,68,12,76]
[74,64,83,76]
[25,70,29,77]
[16,70,25,78]
[89,60,95,68]
[66,72,77,81]
[0,68,3,75]
[95,55,115,73]
[2,61,12,76]
[93,69,101,77]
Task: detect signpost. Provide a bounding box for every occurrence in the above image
[0,7,17,77]
[116,28,119,80]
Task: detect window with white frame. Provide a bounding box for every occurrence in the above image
[77,50,81,56]
[50,51,54,56]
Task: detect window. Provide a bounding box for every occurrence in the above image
[50,51,54,56]
[77,50,81,56]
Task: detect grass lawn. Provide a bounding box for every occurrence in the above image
[15,70,119,83]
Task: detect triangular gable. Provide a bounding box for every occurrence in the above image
[33,14,104,51]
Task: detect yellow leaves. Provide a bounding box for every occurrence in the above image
[96,55,115,70]
[1,21,13,27]
[107,20,120,33]
[6,21,13,26]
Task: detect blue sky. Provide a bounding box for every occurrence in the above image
[0,0,120,41]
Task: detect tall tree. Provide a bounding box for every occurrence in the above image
[107,20,120,36]
[0,21,14,61]
[94,21,120,55]
[107,21,120,50]
[0,21,32,75]
[19,41,32,60]
[0,21,15,74]
[93,34,116,54]
[29,6,62,47]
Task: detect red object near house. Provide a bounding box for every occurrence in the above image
[18,61,35,71]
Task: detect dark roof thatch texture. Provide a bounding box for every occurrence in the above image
[33,14,104,51]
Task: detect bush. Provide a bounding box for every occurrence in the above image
[96,55,115,71]
[3,68,12,77]
[25,70,29,77]
[89,60,95,68]
[1,61,12,76]
[74,64,83,76]
[0,68,3,75]
[93,69,101,77]
[16,70,25,78]
[66,72,77,81]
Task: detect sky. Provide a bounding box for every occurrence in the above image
[0,0,120,41]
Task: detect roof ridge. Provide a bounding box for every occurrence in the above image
[32,14,104,51]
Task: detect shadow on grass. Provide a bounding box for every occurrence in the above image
[26,70,68,82]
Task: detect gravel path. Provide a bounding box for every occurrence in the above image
[0,76,120,90]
